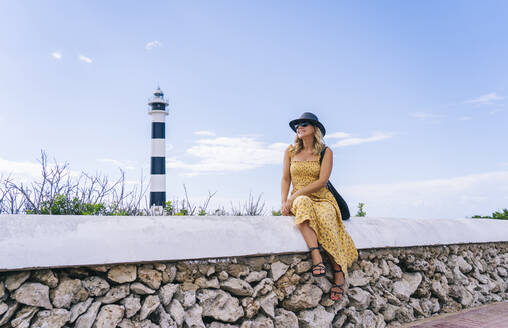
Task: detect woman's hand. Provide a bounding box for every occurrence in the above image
[281,201,289,216]
[281,196,295,216]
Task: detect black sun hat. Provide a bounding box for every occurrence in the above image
[289,112,326,137]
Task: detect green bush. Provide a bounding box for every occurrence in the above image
[356,202,366,217]
[472,208,508,220]
[272,209,282,216]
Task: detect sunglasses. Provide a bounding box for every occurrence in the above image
[295,121,312,129]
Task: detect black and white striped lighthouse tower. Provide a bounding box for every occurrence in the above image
[148,86,169,215]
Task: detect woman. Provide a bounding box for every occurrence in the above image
[281,112,359,301]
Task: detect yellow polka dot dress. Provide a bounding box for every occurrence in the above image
[289,146,359,279]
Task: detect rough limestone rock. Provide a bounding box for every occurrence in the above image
[195,277,220,289]
[92,304,124,328]
[274,308,298,328]
[348,270,370,287]
[74,301,101,328]
[174,288,196,308]
[10,305,38,328]
[430,278,449,301]
[298,304,334,328]
[241,297,260,319]
[313,276,332,293]
[51,278,86,309]
[107,265,137,284]
[121,295,141,318]
[209,322,239,328]
[449,285,474,307]
[240,314,274,328]
[184,304,205,328]
[99,284,130,304]
[168,299,184,326]
[130,282,155,295]
[282,284,322,311]
[0,282,5,300]
[218,271,229,281]
[357,309,378,328]
[294,261,312,274]
[0,302,8,316]
[227,264,250,278]
[270,262,289,282]
[245,271,268,283]
[252,278,274,298]
[139,295,160,320]
[83,277,110,297]
[32,270,59,288]
[258,291,278,318]
[70,298,93,323]
[138,266,162,290]
[197,289,244,322]
[5,272,31,291]
[118,319,136,328]
[0,302,19,326]
[155,305,178,328]
[164,265,177,283]
[392,272,422,301]
[31,308,71,328]
[12,282,53,309]
[348,287,372,310]
[159,283,178,306]
[221,278,254,296]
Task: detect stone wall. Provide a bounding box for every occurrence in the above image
[1,242,507,328]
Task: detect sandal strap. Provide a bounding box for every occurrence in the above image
[311,262,325,269]
[331,284,344,293]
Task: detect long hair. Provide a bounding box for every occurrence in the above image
[291,125,326,156]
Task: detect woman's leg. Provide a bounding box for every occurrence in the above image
[298,220,325,275]
[326,252,345,300]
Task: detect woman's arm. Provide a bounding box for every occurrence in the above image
[290,147,333,200]
[281,146,292,215]
[281,146,291,201]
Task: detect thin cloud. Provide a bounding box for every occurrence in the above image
[146,40,162,50]
[464,92,504,105]
[489,108,504,115]
[410,112,445,120]
[458,116,472,121]
[78,55,93,64]
[325,132,352,139]
[344,170,508,219]
[0,157,81,183]
[330,132,393,147]
[51,52,62,60]
[97,158,136,170]
[165,136,287,175]
[194,130,216,137]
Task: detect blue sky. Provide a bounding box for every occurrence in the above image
[1,1,507,218]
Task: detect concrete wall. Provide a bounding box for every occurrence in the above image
[1,215,508,271]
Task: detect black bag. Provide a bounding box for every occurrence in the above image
[319,147,351,220]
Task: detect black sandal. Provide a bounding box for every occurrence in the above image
[309,245,326,277]
[330,268,345,301]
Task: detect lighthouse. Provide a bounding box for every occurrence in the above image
[148,86,169,215]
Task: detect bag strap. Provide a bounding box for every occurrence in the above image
[319,146,327,165]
